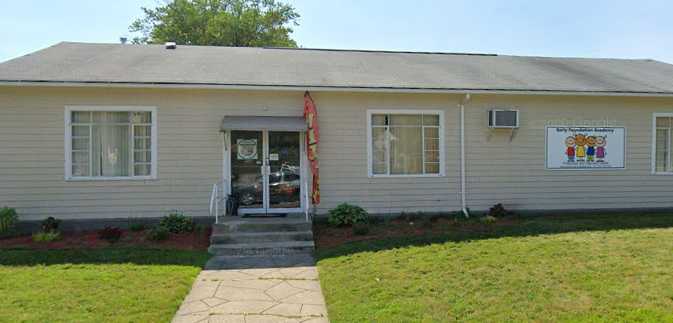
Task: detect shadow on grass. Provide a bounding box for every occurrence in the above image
[0,248,211,267]
[316,212,673,260]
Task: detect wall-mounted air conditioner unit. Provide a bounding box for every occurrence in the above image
[488,109,519,128]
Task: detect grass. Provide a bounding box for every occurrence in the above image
[316,213,673,322]
[0,248,210,323]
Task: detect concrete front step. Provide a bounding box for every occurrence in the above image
[211,231,314,244]
[208,240,315,256]
[213,220,311,234]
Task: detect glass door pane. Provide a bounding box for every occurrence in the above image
[231,130,264,210]
[268,131,301,209]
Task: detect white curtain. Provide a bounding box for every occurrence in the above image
[91,112,130,177]
[389,126,423,174]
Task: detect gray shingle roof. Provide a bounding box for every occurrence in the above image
[1,41,673,95]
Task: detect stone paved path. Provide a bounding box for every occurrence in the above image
[172,255,329,323]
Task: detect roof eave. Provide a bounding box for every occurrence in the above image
[1,80,673,97]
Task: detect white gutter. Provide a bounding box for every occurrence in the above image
[459,94,471,218]
[2,81,673,98]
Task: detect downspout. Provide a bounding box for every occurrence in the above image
[459,94,471,218]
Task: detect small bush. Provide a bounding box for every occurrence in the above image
[159,211,195,234]
[480,215,498,224]
[41,217,61,233]
[399,211,424,223]
[328,203,368,227]
[488,203,511,218]
[0,207,18,236]
[146,226,170,241]
[129,223,146,232]
[32,231,61,242]
[352,222,370,235]
[98,226,123,243]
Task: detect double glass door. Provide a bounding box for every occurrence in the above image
[230,130,302,215]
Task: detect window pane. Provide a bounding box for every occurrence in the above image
[372,127,387,174]
[93,111,129,123]
[424,127,439,139]
[389,115,421,126]
[72,111,91,123]
[91,124,130,176]
[422,114,439,126]
[72,138,89,150]
[371,115,386,126]
[134,138,151,150]
[72,125,89,137]
[425,163,440,174]
[389,126,423,174]
[134,164,151,176]
[656,129,669,172]
[131,112,151,124]
[72,151,88,164]
[424,138,439,151]
[425,150,440,163]
[134,151,151,163]
[656,117,672,128]
[134,125,151,137]
[72,164,89,177]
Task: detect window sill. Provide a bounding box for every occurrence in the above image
[652,172,673,176]
[65,176,157,182]
[368,174,445,178]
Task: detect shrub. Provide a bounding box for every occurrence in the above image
[32,231,61,242]
[399,211,424,223]
[488,203,511,218]
[352,222,370,235]
[0,207,18,236]
[159,211,195,234]
[41,217,61,233]
[129,223,146,232]
[480,215,498,224]
[98,226,123,243]
[328,203,368,227]
[146,226,169,241]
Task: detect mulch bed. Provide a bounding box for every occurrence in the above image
[0,228,211,251]
[314,217,520,249]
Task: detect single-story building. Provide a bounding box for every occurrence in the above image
[2,42,673,225]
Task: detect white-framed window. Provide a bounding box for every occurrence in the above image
[367,109,444,177]
[653,113,673,174]
[65,106,158,180]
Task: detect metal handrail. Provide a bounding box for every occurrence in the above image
[209,184,219,224]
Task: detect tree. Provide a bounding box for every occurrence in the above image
[129,0,300,47]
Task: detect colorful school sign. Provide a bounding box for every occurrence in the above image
[546,126,625,169]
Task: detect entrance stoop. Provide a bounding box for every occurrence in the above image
[209,214,315,256]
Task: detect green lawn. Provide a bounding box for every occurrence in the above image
[316,213,673,322]
[0,249,210,323]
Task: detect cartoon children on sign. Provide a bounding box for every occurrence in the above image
[564,133,607,165]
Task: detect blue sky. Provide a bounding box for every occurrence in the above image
[1,0,672,63]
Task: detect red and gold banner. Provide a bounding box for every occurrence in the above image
[304,91,320,205]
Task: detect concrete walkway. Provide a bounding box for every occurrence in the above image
[172,255,329,323]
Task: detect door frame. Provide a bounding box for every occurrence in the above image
[223,129,307,215]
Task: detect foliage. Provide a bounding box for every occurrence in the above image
[328,203,368,227]
[146,226,170,241]
[316,213,673,322]
[480,215,497,224]
[159,212,195,234]
[0,249,209,322]
[488,203,511,218]
[40,217,61,233]
[129,0,300,47]
[399,211,424,223]
[0,207,18,236]
[129,223,147,232]
[352,223,369,236]
[98,226,123,243]
[32,231,61,242]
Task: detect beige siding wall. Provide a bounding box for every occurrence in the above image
[464,94,673,211]
[1,86,672,221]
